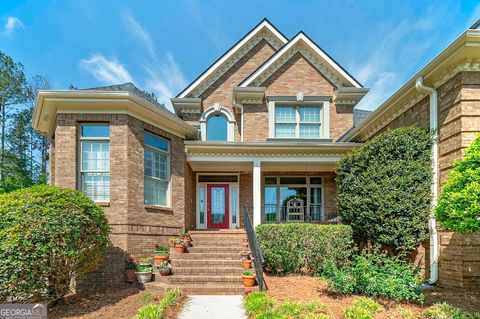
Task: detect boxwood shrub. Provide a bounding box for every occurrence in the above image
[0,185,110,302]
[255,224,354,274]
[435,135,480,233]
[336,126,433,252]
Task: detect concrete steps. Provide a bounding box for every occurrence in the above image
[145,229,257,295]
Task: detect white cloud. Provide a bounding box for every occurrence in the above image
[354,6,452,110]
[80,54,133,84]
[3,16,24,36]
[122,11,155,59]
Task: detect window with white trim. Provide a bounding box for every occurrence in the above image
[144,132,170,206]
[80,124,110,202]
[274,104,322,139]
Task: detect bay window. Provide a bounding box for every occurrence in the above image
[144,132,170,206]
[80,124,110,202]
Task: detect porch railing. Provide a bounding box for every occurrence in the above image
[262,205,339,223]
[243,206,265,291]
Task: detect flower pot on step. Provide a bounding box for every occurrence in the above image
[242,259,253,269]
[157,264,172,276]
[154,254,169,266]
[242,272,256,287]
[175,245,186,253]
[135,271,152,283]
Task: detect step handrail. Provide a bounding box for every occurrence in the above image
[243,206,265,291]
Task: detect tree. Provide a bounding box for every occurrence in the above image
[336,127,433,252]
[0,51,26,180]
[435,135,480,232]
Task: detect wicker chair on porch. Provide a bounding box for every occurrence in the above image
[286,198,304,222]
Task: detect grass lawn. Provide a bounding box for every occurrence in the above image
[263,274,480,318]
[49,288,186,319]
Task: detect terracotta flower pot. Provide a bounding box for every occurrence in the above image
[242,259,253,269]
[124,268,136,283]
[175,245,186,253]
[154,254,169,266]
[182,237,192,247]
[242,274,256,287]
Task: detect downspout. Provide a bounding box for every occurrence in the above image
[415,77,439,285]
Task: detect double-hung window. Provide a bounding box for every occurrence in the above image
[144,132,170,206]
[80,124,110,202]
[274,104,322,139]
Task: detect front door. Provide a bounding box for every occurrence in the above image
[207,184,229,229]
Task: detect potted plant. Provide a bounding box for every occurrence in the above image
[153,244,169,266]
[157,262,172,276]
[168,237,177,248]
[242,257,253,269]
[139,257,151,267]
[240,250,251,260]
[241,238,249,249]
[242,270,256,287]
[175,239,187,253]
[180,232,192,246]
[124,258,138,283]
[136,263,153,283]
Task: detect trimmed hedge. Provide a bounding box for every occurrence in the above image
[336,127,433,252]
[435,135,480,233]
[256,224,354,274]
[0,185,110,302]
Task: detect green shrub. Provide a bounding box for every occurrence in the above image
[326,248,424,302]
[244,292,330,319]
[336,127,433,252]
[256,224,354,274]
[134,289,183,319]
[423,303,480,319]
[435,135,480,233]
[343,297,382,319]
[0,185,110,302]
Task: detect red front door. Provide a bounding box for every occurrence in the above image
[207,184,229,229]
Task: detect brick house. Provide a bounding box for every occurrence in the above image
[32,19,480,290]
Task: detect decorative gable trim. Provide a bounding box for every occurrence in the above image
[239,32,363,89]
[177,19,288,99]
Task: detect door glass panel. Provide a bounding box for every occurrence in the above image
[231,187,237,225]
[264,187,277,222]
[199,187,205,225]
[211,187,225,224]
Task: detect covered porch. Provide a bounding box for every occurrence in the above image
[185,141,361,229]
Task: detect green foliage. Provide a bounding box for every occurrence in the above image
[244,292,330,319]
[0,185,110,302]
[343,298,382,319]
[325,248,424,302]
[256,224,354,274]
[423,303,480,319]
[138,292,156,305]
[336,126,433,252]
[135,289,183,319]
[435,135,480,232]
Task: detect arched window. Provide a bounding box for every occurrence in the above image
[199,103,235,141]
[206,114,228,141]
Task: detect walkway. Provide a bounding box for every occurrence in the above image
[179,295,247,319]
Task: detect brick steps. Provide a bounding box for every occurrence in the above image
[145,229,257,295]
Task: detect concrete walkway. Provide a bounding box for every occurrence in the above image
[179,295,247,319]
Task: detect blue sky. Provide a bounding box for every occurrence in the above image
[1,0,479,111]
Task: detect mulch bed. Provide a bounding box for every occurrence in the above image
[48,288,186,319]
[264,274,480,318]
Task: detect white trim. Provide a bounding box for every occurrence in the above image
[200,104,236,141]
[195,173,240,229]
[240,32,362,88]
[323,101,330,138]
[268,101,275,138]
[177,20,288,98]
[253,160,262,228]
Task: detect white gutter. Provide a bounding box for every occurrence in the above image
[415,77,439,285]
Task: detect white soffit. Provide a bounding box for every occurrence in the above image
[239,32,362,88]
[177,19,288,98]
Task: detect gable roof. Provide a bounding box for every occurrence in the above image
[239,31,363,88]
[176,18,288,98]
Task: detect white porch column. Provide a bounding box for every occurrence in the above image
[253,160,262,228]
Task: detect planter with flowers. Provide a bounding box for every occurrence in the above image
[154,244,169,266]
[242,257,253,269]
[180,232,192,247]
[157,262,172,276]
[135,258,153,283]
[240,250,251,260]
[242,270,256,287]
[124,258,139,283]
[175,239,188,253]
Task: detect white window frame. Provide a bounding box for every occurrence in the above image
[199,103,235,142]
[78,123,110,203]
[144,132,171,208]
[268,99,329,139]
